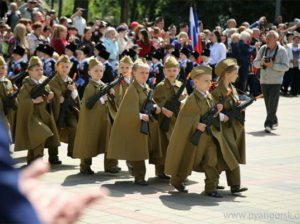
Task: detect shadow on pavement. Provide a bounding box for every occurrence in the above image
[101,177,199,198]
[247,130,279,137]
[61,170,131,186]
[50,164,78,172]
[102,179,169,197]
[159,190,245,210]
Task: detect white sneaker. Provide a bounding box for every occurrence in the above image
[265,126,272,133]
[272,123,278,129]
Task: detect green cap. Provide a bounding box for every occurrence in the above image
[215,58,237,76]
[190,65,212,79]
[164,56,179,68]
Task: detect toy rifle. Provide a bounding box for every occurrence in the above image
[225,94,263,125]
[140,89,157,135]
[9,71,28,88]
[3,89,19,115]
[160,81,186,132]
[190,90,232,146]
[85,75,124,110]
[56,80,79,128]
[30,66,62,99]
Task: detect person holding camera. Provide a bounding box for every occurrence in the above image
[71,8,87,37]
[254,30,289,133]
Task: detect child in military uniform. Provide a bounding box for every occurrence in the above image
[116,55,134,106]
[211,58,248,194]
[190,51,200,67]
[108,55,134,120]
[148,50,164,88]
[98,48,115,84]
[14,56,61,165]
[164,65,227,198]
[153,56,187,179]
[65,42,79,80]
[94,42,105,61]
[76,45,90,99]
[49,55,80,158]
[73,58,120,174]
[178,47,194,94]
[107,59,162,186]
[41,44,56,77]
[7,45,28,88]
[0,56,17,140]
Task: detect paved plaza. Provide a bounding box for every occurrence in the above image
[12,95,300,224]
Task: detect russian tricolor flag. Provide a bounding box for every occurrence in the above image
[189,6,202,64]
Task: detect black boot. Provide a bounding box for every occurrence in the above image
[231,185,248,194]
[206,191,223,198]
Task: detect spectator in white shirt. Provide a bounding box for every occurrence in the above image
[27,22,43,56]
[117,25,132,55]
[283,33,300,95]
[207,30,227,80]
[71,8,86,37]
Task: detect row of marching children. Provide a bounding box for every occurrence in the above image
[1,44,249,198]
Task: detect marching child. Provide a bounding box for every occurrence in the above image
[211,58,248,194]
[153,56,187,179]
[73,58,120,174]
[14,56,61,165]
[49,55,80,158]
[164,65,231,197]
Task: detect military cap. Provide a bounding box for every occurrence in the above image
[164,56,179,68]
[190,65,212,79]
[28,56,43,69]
[57,54,71,64]
[78,45,90,55]
[99,49,110,60]
[119,55,133,65]
[180,47,191,57]
[0,56,6,66]
[40,44,54,56]
[144,52,152,61]
[134,57,147,65]
[151,50,163,60]
[215,58,237,76]
[13,45,25,56]
[89,57,102,70]
[36,43,45,52]
[66,42,77,53]
[191,51,200,59]
[171,49,180,58]
[95,42,106,52]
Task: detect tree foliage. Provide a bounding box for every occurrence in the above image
[50,0,300,29]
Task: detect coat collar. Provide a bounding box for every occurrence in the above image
[218,81,239,101]
[164,78,182,89]
[89,79,105,88]
[133,80,149,94]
